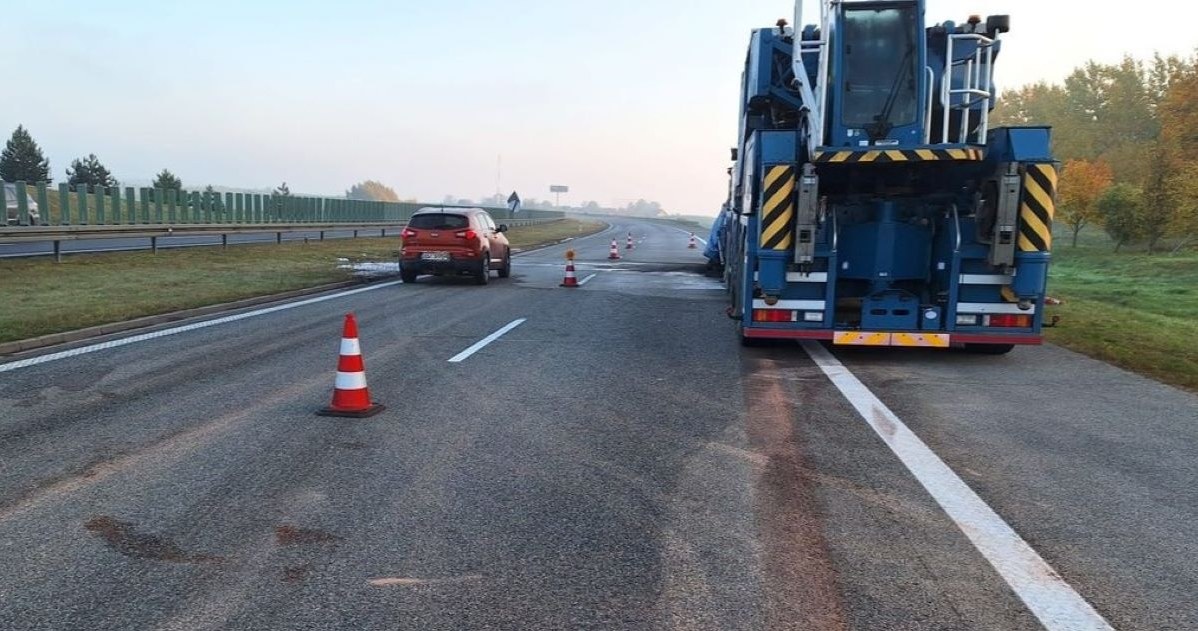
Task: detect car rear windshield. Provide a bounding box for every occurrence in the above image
[409,213,469,230]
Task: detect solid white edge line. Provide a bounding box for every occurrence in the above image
[0,281,405,374]
[577,273,597,285]
[448,318,526,363]
[799,341,1114,631]
[670,225,708,245]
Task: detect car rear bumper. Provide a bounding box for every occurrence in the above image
[401,255,482,275]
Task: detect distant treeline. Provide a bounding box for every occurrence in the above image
[994,53,1198,252]
[444,193,670,218]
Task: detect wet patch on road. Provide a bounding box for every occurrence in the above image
[337,259,400,278]
[84,515,223,564]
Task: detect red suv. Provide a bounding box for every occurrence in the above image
[400,207,511,285]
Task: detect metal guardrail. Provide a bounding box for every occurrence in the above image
[0,217,561,261]
[2,179,565,227]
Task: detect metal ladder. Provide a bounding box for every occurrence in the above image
[941,29,997,144]
[789,0,834,161]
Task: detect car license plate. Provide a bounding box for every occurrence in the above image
[421,251,450,261]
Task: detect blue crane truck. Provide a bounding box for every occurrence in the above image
[721,0,1056,354]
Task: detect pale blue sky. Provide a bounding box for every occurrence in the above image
[1,1,1194,214]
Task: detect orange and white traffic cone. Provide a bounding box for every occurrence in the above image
[560,250,579,287]
[688,232,697,249]
[318,313,385,418]
[608,239,621,260]
[626,233,634,249]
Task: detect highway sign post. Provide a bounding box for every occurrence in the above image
[549,185,568,207]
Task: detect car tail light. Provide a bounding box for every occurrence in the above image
[401,228,418,239]
[455,229,478,240]
[752,309,796,323]
[987,314,1031,328]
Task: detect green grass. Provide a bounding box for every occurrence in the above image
[0,218,604,345]
[1046,237,1198,392]
[505,219,604,249]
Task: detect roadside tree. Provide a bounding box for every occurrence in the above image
[346,180,399,202]
[66,154,118,193]
[1098,183,1144,252]
[0,125,51,183]
[1058,159,1113,247]
[152,169,182,191]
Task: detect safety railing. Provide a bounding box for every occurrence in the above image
[0,217,562,261]
[941,32,996,144]
[791,0,833,159]
[2,181,563,228]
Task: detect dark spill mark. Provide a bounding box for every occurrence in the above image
[84,516,222,564]
[275,525,341,546]
[283,564,313,583]
[741,357,850,631]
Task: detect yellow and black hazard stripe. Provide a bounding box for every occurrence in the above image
[812,147,985,163]
[760,165,795,250]
[1018,163,1057,252]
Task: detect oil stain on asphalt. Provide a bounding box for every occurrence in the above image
[84,515,222,564]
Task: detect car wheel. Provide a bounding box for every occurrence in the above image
[475,254,490,285]
[497,250,511,278]
[401,268,418,284]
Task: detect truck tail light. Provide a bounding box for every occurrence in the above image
[956,314,979,326]
[455,229,478,240]
[401,228,417,239]
[752,309,795,323]
[987,314,1031,328]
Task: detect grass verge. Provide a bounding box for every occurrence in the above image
[1046,245,1198,392]
[0,218,604,345]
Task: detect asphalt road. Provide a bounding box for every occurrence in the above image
[0,217,1195,630]
[0,228,395,258]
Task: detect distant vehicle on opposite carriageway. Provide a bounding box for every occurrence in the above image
[3,183,41,226]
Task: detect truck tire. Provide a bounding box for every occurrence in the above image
[963,343,1014,355]
[401,269,418,284]
[739,328,771,347]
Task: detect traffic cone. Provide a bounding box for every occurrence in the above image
[608,239,621,260]
[626,233,634,249]
[317,313,385,418]
[560,259,579,287]
[688,233,697,249]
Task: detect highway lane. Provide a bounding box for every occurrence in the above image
[0,216,1195,629]
[0,228,395,258]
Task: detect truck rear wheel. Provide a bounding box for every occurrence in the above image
[739,328,771,347]
[963,343,1014,355]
